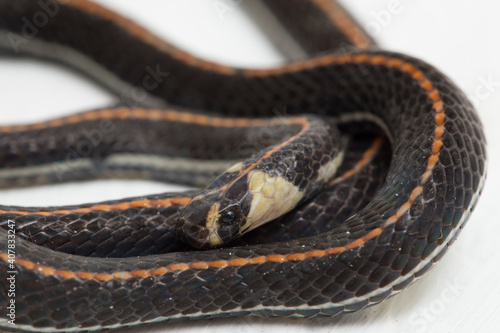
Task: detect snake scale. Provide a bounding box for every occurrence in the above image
[0,0,487,332]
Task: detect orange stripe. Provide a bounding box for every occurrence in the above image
[0,53,446,283]
[287,253,307,261]
[248,256,267,264]
[63,0,373,74]
[52,0,378,79]
[327,136,384,187]
[191,117,310,200]
[131,270,151,278]
[435,113,445,126]
[63,0,236,75]
[0,108,301,133]
[307,250,326,258]
[0,222,383,281]
[243,54,446,235]
[409,186,424,201]
[57,270,77,279]
[190,262,209,270]
[229,258,249,266]
[209,260,229,269]
[310,0,371,50]
[236,117,310,179]
[0,197,191,217]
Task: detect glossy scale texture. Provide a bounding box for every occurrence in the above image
[0,0,487,332]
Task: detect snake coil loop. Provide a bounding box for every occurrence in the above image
[0,0,486,332]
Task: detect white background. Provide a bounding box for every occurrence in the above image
[1,1,499,332]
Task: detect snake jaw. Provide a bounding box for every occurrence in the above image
[176,220,214,248]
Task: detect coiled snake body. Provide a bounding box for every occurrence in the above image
[0,0,487,332]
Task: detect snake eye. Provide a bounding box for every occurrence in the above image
[219,209,237,226]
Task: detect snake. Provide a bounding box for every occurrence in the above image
[0,0,487,332]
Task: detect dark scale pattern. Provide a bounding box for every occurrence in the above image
[261,0,375,55]
[0,0,488,332]
[0,115,305,188]
[0,137,383,255]
[0,192,199,257]
[176,115,343,248]
[234,133,391,245]
[250,116,341,192]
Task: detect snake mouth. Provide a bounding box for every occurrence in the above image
[176,220,216,249]
[177,217,243,249]
[176,191,243,249]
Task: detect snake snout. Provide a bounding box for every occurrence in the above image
[176,220,213,249]
[176,192,226,248]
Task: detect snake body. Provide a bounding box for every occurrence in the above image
[0,0,487,332]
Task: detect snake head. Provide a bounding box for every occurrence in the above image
[177,118,343,249]
[176,166,307,249]
[177,188,249,249]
